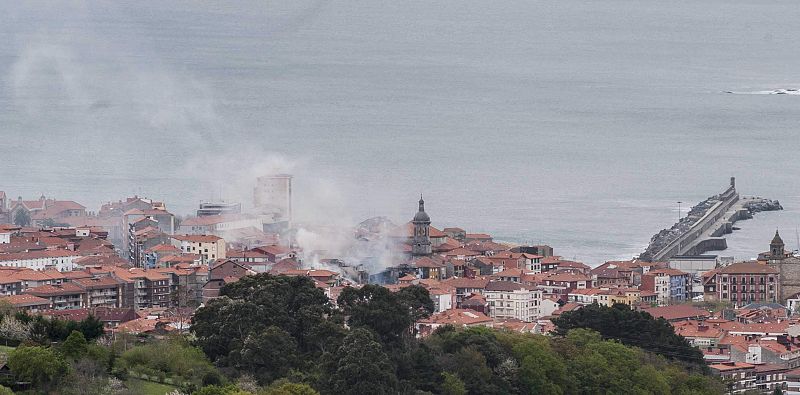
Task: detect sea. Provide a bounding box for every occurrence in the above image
[1,1,800,266]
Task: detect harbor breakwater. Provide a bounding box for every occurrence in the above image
[640,178,782,262]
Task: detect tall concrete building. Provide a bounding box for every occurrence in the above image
[253,174,292,225]
[412,196,432,256]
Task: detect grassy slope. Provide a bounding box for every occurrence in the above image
[126,378,178,395]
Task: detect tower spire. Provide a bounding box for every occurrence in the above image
[412,195,432,256]
[771,229,786,259]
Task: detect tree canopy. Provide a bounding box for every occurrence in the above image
[553,303,707,370]
[337,284,434,346]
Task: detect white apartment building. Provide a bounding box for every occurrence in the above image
[0,250,78,271]
[485,281,542,322]
[170,234,226,263]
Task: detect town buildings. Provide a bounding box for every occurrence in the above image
[170,234,226,264]
[641,268,691,305]
[704,262,779,306]
[484,281,541,322]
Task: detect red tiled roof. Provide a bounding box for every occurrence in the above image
[718,262,778,274]
[442,277,490,289]
[418,309,492,325]
[0,294,50,307]
[641,305,711,321]
[25,282,85,296]
[171,234,222,243]
[709,362,755,372]
[413,257,445,268]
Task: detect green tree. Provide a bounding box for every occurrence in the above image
[13,210,30,227]
[78,315,105,340]
[554,303,706,370]
[337,284,433,346]
[440,372,466,395]
[61,330,88,359]
[236,326,298,385]
[261,382,320,395]
[192,274,338,365]
[7,346,69,392]
[324,328,398,395]
[0,385,12,395]
[117,337,220,389]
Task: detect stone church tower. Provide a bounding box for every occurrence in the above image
[412,196,432,256]
[767,229,800,302]
[771,230,786,260]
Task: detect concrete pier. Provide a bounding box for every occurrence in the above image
[640,178,782,262]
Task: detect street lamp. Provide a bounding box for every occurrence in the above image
[677,201,682,223]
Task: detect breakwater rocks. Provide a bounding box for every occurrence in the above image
[640,193,728,262]
[743,198,782,215]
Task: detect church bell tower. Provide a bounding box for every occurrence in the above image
[771,229,786,260]
[412,195,432,256]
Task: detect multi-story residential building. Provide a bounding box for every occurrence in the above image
[485,281,542,322]
[122,207,175,255]
[0,250,79,271]
[568,288,604,305]
[71,277,124,308]
[129,225,170,268]
[641,268,691,305]
[710,362,757,394]
[0,294,51,312]
[0,276,23,296]
[25,283,86,310]
[539,272,593,300]
[442,277,490,307]
[105,268,172,309]
[203,259,254,302]
[155,265,209,307]
[170,235,226,264]
[705,262,779,306]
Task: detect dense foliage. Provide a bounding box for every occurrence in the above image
[4,275,725,394]
[189,275,723,395]
[553,303,707,370]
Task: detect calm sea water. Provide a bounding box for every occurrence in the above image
[1,1,799,265]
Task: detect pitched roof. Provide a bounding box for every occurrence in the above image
[417,309,492,326]
[0,294,50,307]
[485,281,528,292]
[641,305,711,321]
[442,277,490,289]
[413,257,445,268]
[718,262,778,274]
[171,234,222,243]
[25,282,86,296]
